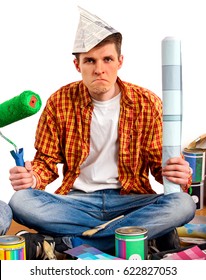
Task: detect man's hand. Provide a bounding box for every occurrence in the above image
[9,161,35,191]
[162,156,191,187]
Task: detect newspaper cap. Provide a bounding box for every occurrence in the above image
[72,6,120,54]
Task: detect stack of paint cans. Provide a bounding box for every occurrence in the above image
[183,148,205,209]
[115,226,148,260]
[0,235,26,260]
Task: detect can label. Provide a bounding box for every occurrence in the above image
[0,235,26,260]
[183,150,205,182]
[115,226,148,260]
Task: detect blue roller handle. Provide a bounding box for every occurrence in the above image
[10,148,32,189]
[10,148,25,166]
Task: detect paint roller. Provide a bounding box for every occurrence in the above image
[0,90,42,166]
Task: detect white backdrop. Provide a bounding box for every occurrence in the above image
[0,0,206,202]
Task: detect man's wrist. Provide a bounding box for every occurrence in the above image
[31,175,37,189]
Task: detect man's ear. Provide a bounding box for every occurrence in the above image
[73,58,81,72]
[118,55,124,70]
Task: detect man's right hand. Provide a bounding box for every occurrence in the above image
[9,161,35,191]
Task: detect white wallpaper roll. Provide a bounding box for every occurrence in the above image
[162,37,182,194]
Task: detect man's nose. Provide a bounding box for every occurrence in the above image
[94,61,104,75]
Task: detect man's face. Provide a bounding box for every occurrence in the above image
[74,43,123,101]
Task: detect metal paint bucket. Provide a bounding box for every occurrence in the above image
[0,235,26,260]
[115,226,148,260]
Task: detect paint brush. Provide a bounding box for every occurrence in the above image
[82,215,124,237]
[43,240,57,260]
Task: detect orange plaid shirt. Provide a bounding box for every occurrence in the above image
[32,77,164,195]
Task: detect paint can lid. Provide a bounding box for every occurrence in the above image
[115,226,148,236]
[0,235,25,245]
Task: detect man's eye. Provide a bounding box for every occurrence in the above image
[86,59,95,63]
[104,57,112,62]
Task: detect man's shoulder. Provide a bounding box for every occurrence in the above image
[49,81,84,100]
[119,79,162,105]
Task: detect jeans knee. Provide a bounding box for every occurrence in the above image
[174,192,196,221]
[0,201,12,234]
[181,192,196,211]
[9,190,28,213]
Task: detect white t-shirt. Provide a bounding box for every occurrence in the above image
[73,93,121,192]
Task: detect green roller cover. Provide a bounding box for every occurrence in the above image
[0,90,42,127]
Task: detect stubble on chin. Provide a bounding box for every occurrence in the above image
[91,87,107,95]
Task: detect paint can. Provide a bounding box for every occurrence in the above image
[183,150,205,183]
[0,235,26,260]
[188,182,204,210]
[115,226,148,260]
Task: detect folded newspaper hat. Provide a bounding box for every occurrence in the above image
[72,6,120,54]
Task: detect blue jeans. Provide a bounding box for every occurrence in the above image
[0,200,13,235]
[9,189,196,252]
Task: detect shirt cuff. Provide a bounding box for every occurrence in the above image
[31,175,37,189]
[181,168,192,192]
[31,172,41,189]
